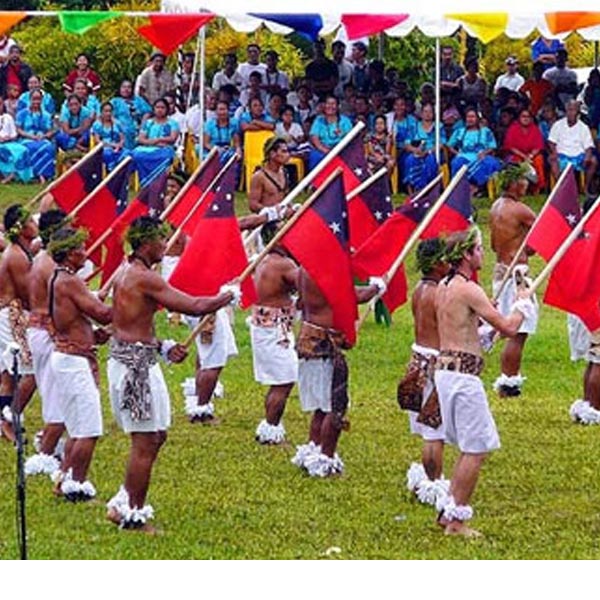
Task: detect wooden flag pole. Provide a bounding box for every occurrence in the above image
[345,167,387,202]
[67,156,132,220]
[183,167,345,349]
[26,143,104,209]
[528,193,600,296]
[163,153,238,255]
[356,166,467,330]
[244,121,365,249]
[492,163,574,302]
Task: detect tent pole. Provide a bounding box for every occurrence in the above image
[198,25,206,158]
[435,37,440,166]
[378,33,384,60]
[595,41,599,68]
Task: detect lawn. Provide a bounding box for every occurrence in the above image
[1,182,599,560]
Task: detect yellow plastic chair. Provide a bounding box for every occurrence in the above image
[390,143,399,194]
[243,130,277,192]
[184,132,199,173]
[288,155,305,183]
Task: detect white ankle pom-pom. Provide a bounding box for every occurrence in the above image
[569,399,600,424]
[185,397,215,418]
[255,419,286,444]
[304,452,344,477]
[24,453,60,477]
[291,441,320,468]
[406,462,427,492]
[415,477,450,506]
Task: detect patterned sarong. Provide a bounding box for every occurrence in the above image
[0,298,32,369]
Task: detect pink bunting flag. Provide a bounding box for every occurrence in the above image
[341,14,409,40]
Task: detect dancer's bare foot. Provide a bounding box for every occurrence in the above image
[444,521,483,538]
[189,414,221,426]
[106,507,122,526]
[0,420,16,443]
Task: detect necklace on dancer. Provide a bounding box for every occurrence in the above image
[455,270,470,282]
[56,265,76,276]
[421,277,439,285]
[132,254,152,269]
[15,240,33,264]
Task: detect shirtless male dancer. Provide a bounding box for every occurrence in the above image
[25,209,68,476]
[292,268,383,477]
[48,227,112,501]
[434,228,535,536]
[400,239,450,506]
[250,221,299,444]
[489,164,538,397]
[106,216,234,531]
[248,137,290,213]
[0,205,38,441]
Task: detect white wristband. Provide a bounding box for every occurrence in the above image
[368,276,387,295]
[259,206,279,223]
[220,284,241,307]
[511,298,535,322]
[160,339,177,363]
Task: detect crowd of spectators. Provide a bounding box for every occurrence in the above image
[1,31,599,196]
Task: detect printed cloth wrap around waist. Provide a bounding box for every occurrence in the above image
[0,298,32,368]
[54,336,99,385]
[435,349,484,376]
[296,321,350,428]
[251,305,295,347]
[28,313,56,336]
[198,312,217,345]
[397,344,438,413]
[109,338,159,422]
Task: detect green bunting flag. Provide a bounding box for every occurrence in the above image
[58,11,121,35]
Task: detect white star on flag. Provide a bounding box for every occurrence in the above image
[566,213,578,226]
[329,221,341,234]
[342,211,347,218]
[354,167,363,177]
[385,196,391,203]
[375,211,383,221]
[212,204,219,211]
[226,193,232,200]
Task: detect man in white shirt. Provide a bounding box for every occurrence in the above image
[494,56,525,93]
[332,40,353,100]
[543,49,578,111]
[263,50,289,99]
[236,44,267,90]
[212,53,243,92]
[548,100,597,195]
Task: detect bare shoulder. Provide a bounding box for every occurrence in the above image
[515,200,537,221]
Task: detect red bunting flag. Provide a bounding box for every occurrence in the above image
[341,14,409,40]
[137,14,215,56]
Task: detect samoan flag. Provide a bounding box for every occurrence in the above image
[421,174,472,239]
[280,171,359,346]
[50,149,103,213]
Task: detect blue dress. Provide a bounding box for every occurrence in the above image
[308,114,353,169]
[17,91,56,116]
[56,105,92,151]
[403,121,440,191]
[132,118,179,187]
[15,108,56,179]
[448,126,502,186]
[91,119,129,171]
[0,114,33,183]
[110,95,152,149]
[392,114,418,181]
[201,117,240,164]
[61,95,101,120]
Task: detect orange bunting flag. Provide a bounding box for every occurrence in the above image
[545,12,600,35]
[137,13,215,56]
[0,12,26,36]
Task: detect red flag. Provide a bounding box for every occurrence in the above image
[341,14,409,39]
[280,173,358,346]
[312,134,368,197]
[74,164,129,266]
[526,168,579,261]
[99,172,169,286]
[543,204,600,331]
[137,14,215,56]
[50,150,103,213]
[421,176,472,239]
[169,160,257,308]
[348,173,393,251]
[165,151,220,236]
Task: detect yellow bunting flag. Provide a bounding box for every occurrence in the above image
[445,13,509,44]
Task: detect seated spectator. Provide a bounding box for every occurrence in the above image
[388,96,418,180]
[494,56,525,93]
[239,71,268,109]
[202,99,241,163]
[458,58,487,110]
[91,102,128,172]
[351,42,370,93]
[110,79,152,150]
[367,60,389,95]
[294,84,316,133]
[548,99,597,196]
[0,96,32,183]
[174,52,199,109]
[236,43,267,90]
[539,100,558,141]
[217,84,242,119]
[163,91,186,147]
[441,104,463,143]
[62,78,101,120]
[520,61,554,118]
[579,68,600,130]
[339,82,356,118]
[0,45,33,98]
[503,107,546,192]
[440,45,464,105]
[308,94,352,169]
[263,50,289,98]
[0,34,17,65]
[415,82,435,115]
[138,52,174,106]
[266,92,285,123]
[63,53,101,95]
[495,107,517,150]
[354,94,374,129]
[364,114,394,174]
[239,97,275,133]
[17,74,55,116]
[447,107,502,192]
[275,104,308,158]
[305,39,338,101]
[403,102,440,193]
[16,89,56,183]
[56,94,93,152]
[531,36,564,71]
[212,53,243,91]
[4,83,20,117]
[332,40,353,100]
[370,89,386,117]
[132,98,179,187]
[543,49,578,112]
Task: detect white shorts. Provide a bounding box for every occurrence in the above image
[161,255,180,281]
[0,306,34,375]
[108,358,171,433]
[250,324,298,385]
[27,327,63,424]
[434,370,500,454]
[51,352,102,438]
[566,314,600,364]
[492,264,538,335]
[188,308,238,370]
[298,358,333,413]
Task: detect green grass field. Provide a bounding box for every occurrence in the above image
[1,183,600,560]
